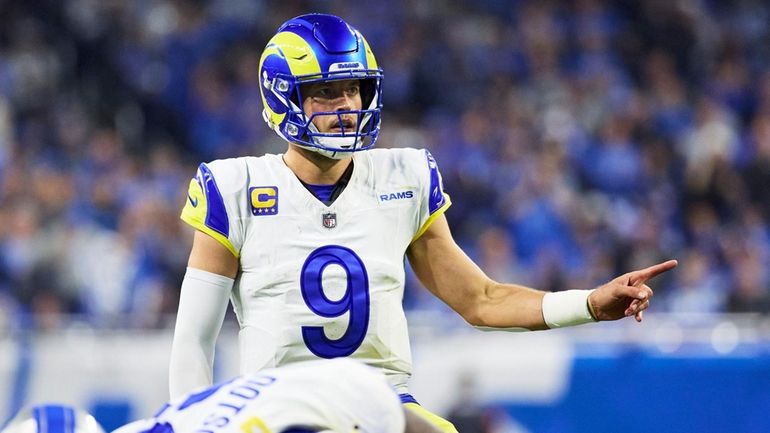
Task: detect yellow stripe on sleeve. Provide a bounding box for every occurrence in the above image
[411,193,452,243]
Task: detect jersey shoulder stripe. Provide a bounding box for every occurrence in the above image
[198,163,229,237]
[414,149,452,242]
[180,158,252,258]
[425,150,449,215]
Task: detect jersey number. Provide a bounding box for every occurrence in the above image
[300,245,370,358]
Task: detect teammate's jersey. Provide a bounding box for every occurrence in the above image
[113,359,405,433]
[180,148,451,393]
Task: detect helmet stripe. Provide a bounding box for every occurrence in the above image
[32,405,76,433]
[269,31,322,77]
[359,33,378,70]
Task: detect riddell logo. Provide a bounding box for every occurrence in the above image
[379,191,414,201]
[329,62,363,72]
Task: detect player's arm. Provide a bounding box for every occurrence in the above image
[168,230,238,398]
[187,229,239,277]
[407,214,548,330]
[407,213,677,330]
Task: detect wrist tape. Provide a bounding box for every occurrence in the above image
[542,289,598,328]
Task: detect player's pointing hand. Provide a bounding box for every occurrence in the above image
[588,260,678,322]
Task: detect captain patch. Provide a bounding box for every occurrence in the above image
[250,186,279,215]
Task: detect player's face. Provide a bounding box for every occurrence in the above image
[301,79,362,134]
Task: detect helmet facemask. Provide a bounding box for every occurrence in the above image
[264,70,382,159]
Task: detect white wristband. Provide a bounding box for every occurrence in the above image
[542,289,597,329]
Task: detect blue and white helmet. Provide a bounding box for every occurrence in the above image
[258,14,383,159]
[1,404,105,433]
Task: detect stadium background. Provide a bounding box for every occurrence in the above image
[0,0,769,432]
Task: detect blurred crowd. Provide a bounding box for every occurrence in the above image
[1,0,770,330]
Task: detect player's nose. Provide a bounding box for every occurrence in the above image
[334,94,354,111]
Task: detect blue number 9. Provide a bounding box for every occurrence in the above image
[300,245,370,358]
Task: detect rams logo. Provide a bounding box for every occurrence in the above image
[379,190,414,202]
[250,186,278,215]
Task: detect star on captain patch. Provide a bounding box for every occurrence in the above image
[322,212,337,229]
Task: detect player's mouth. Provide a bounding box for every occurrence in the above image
[330,118,355,133]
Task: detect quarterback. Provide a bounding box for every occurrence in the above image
[169,13,678,432]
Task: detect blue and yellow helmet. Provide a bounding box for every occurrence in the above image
[259,14,383,158]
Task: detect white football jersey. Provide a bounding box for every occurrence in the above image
[180,148,451,393]
[113,359,405,433]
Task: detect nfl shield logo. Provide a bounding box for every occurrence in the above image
[322,212,337,229]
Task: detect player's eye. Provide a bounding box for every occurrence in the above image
[313,87,332,98]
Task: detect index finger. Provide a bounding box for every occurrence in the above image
[628,259,678,285]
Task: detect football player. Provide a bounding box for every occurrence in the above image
[1,404,106,433]
[169,13,677,432]
[116,359,440,433]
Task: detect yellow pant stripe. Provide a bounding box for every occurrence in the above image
[403,402,459,433]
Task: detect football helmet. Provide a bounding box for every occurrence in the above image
[1,404,106,433]
[259,13,383,159]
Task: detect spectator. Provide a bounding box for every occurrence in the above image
[0,0,769,328]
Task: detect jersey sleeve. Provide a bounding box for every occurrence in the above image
[412,149,452,242]
[180,160,247,257]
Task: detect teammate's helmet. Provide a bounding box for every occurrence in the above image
[259,13,383,159]
[1,404,106,433]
